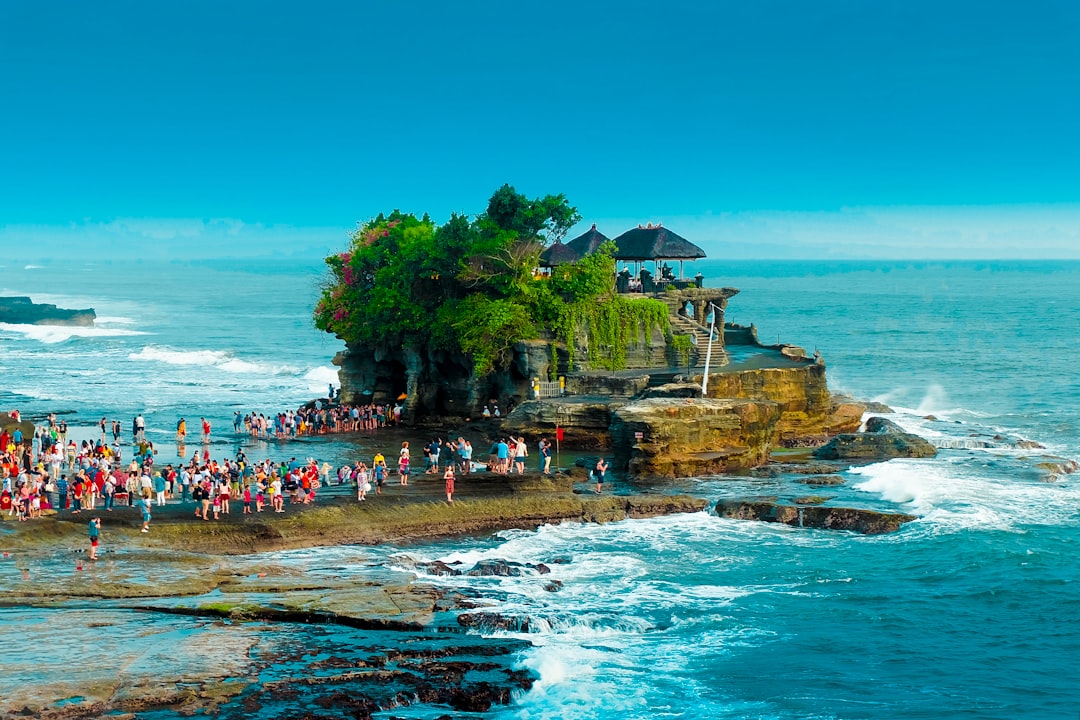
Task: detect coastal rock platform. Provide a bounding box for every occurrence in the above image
[0,296,96,326]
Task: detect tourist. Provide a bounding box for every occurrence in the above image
[176,417,186,443]
[399,442,410,486]
[153,471,167,506]
[88,516,101,559]
[593,457,608,494]
[373,456,386,495]
[270,475,284,512]
[218,477,231,514]
[444,465,455,504]
[540,438,552,474]
[200,417,211,444]
[514,437,528,474]
[496,438,509,475]
[103,474,115,511]
[192,481,208,519]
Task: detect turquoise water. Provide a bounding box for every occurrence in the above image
[2,259,1078,718]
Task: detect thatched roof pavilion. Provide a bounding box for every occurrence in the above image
[611,224,706,261]
[565,223,611,257]
[538,240,580,267]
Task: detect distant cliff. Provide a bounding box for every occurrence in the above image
[0,297,95,326]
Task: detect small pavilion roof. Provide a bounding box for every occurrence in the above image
[538,240,580,267]
[565,223,611,257]
[611,224,706,261]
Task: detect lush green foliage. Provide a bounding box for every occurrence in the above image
[669,334,694,367]
[315,186,669,376]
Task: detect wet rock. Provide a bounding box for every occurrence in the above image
[1036,458,1079,482]
[543,580,564,592]
[466,560,526,577]
[457,611,531,633]
[862,401,894,413]
[1015,439,1046,450]
[813,417,936,461]
[716,499,917,534]
[416,560,463,576]
[798,474,845,486]
[794,496,831,505]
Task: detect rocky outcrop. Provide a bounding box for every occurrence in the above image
[503,397,623,448]
[813,416,937,461]
[0,296,95,326]
[611,397,781,478]
[703,360,863,444]
[716,499,917,534]
[335,338,553,420]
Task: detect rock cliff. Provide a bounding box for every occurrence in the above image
[611,397,781,478]
[702,359,863,444]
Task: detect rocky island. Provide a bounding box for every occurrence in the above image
[0,296,96,326]
[317,185,885,481]
[311,185,936,535]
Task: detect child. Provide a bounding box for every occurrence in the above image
[357,463,369,502]
[444,465,455,504]
[139,492,152,532]
[243,484,252,514]
[373,460,386,496]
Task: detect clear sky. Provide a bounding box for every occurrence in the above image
[2,0,1078,259]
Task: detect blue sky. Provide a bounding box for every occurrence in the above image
[2,0,1078,259]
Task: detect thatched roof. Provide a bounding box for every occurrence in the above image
[611,224,706,261]
[565,223,611,257]
[538,240,580,267]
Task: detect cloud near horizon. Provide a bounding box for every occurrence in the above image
[591,204,1080,260]
[3,204,1079,261]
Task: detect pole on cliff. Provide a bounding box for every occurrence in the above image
[701,303,716,395]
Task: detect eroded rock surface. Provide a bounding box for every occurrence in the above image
[813,416,937,461]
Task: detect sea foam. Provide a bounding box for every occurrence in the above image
[0,322,147,344]
[129,346,298,375]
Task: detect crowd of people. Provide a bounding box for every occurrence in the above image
[231,400,406,441]
[3,406,613,530]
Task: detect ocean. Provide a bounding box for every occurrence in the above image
[2,259,1078,719]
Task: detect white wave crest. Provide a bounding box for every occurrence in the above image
[851,459,1080,532]
[128,346,298,375]
[303,366,339,394]
[0,322,148,344]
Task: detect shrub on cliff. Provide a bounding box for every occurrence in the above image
[315,185,669,376]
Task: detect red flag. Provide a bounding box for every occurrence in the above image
[555,426,564,442]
